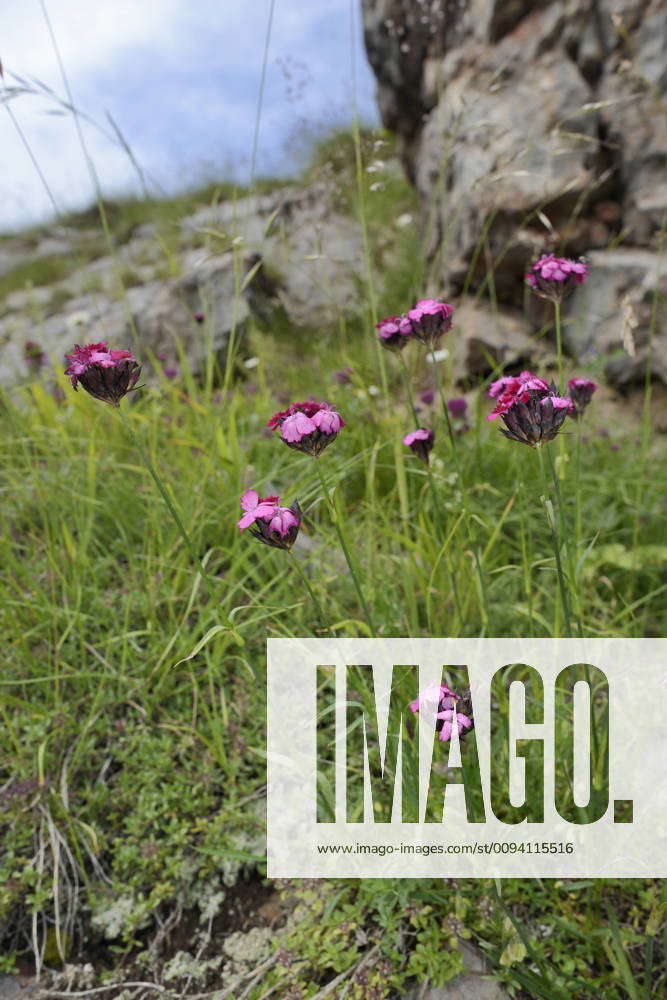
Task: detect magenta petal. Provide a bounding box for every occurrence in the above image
[240,489,260,512]
[280,412,317,442]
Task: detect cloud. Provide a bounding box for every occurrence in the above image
[0,0,378,231]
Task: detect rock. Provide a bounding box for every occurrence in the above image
[450,300,540,382]
[0,977,35,1000]
[404,941,509,1000]
[362,0,667,381]
[0,180,367,387]
[563,249,667,385]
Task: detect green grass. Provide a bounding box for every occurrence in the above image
[0,128,665,998]
[1,314,665,994]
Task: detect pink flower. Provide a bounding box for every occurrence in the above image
[525,254,589,301]
[409,682,474,742]
[268,400,345,456]
[487,371,551,419]
[280,411,318,442]
[64,342,141,406]
[407,298,454,346]
[376,314,413,350]
[543,395,574,412]
[403,427,435,463]
[312,407,343,435]
[237,490,301,550]
[436,709,473,742]
[409,682,457,715]
[447,397,467,419]
[237,489,280,532]
[567,377,597,417]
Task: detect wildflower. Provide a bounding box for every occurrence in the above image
[237,489,301,550]
[487,371,551,418]
[525,253,588,302]
[409,681,473,742]
[268,400,344,456]
[64,342,141,406]
[403,427,434,463]
[495,392,574,448]
[193,311,205,324]
[407,298,454,347]
[447,397,470,434]
[447,397,467,419]
[420,390,435,405]
[333,366,353,385]
[567,377,597,417]
[376,314,412,350]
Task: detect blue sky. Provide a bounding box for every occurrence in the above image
[0,0,379,230]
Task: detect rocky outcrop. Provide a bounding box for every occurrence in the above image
[363,0,667,385]
[0,183,366,387]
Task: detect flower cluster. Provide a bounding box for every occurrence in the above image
[487,370,573,447]
[377,298,454,351]
[268,399,345,456]
[409,681,473,742]
[237,489,301,550]
[64,342,141,406]
[525,254,588,302]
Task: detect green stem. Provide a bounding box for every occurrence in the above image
[431,352,457,454]
[538,446,572,637]
[397,353,421,429]
[546,442,583,636]
[315,460,375,633]
[117,407,208,580]
[287,549,331,635]
[554,299,564,390]
[397,355,462,630]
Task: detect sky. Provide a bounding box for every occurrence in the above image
[0,0,379,231]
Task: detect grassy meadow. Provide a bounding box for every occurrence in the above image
[1,124,666,1000]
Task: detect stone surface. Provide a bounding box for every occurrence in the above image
[450,300,542,382]
[0,181,365,387]
[362,0,667,381]
[0,977,35,1000]
[563,248,667,387]
[405,941,509,1000]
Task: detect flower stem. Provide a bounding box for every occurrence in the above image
[398,353,421,429]
[287,549,331,635]
[315,460,375,634]
[554,299,564,390]
[397,355,462,628]
[431,352,457,454]
[538,445,573,637]
[117,407,208,580]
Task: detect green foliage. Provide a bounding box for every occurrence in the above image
[0,124,664,998]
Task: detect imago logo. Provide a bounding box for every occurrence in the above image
[266,638,666,877]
